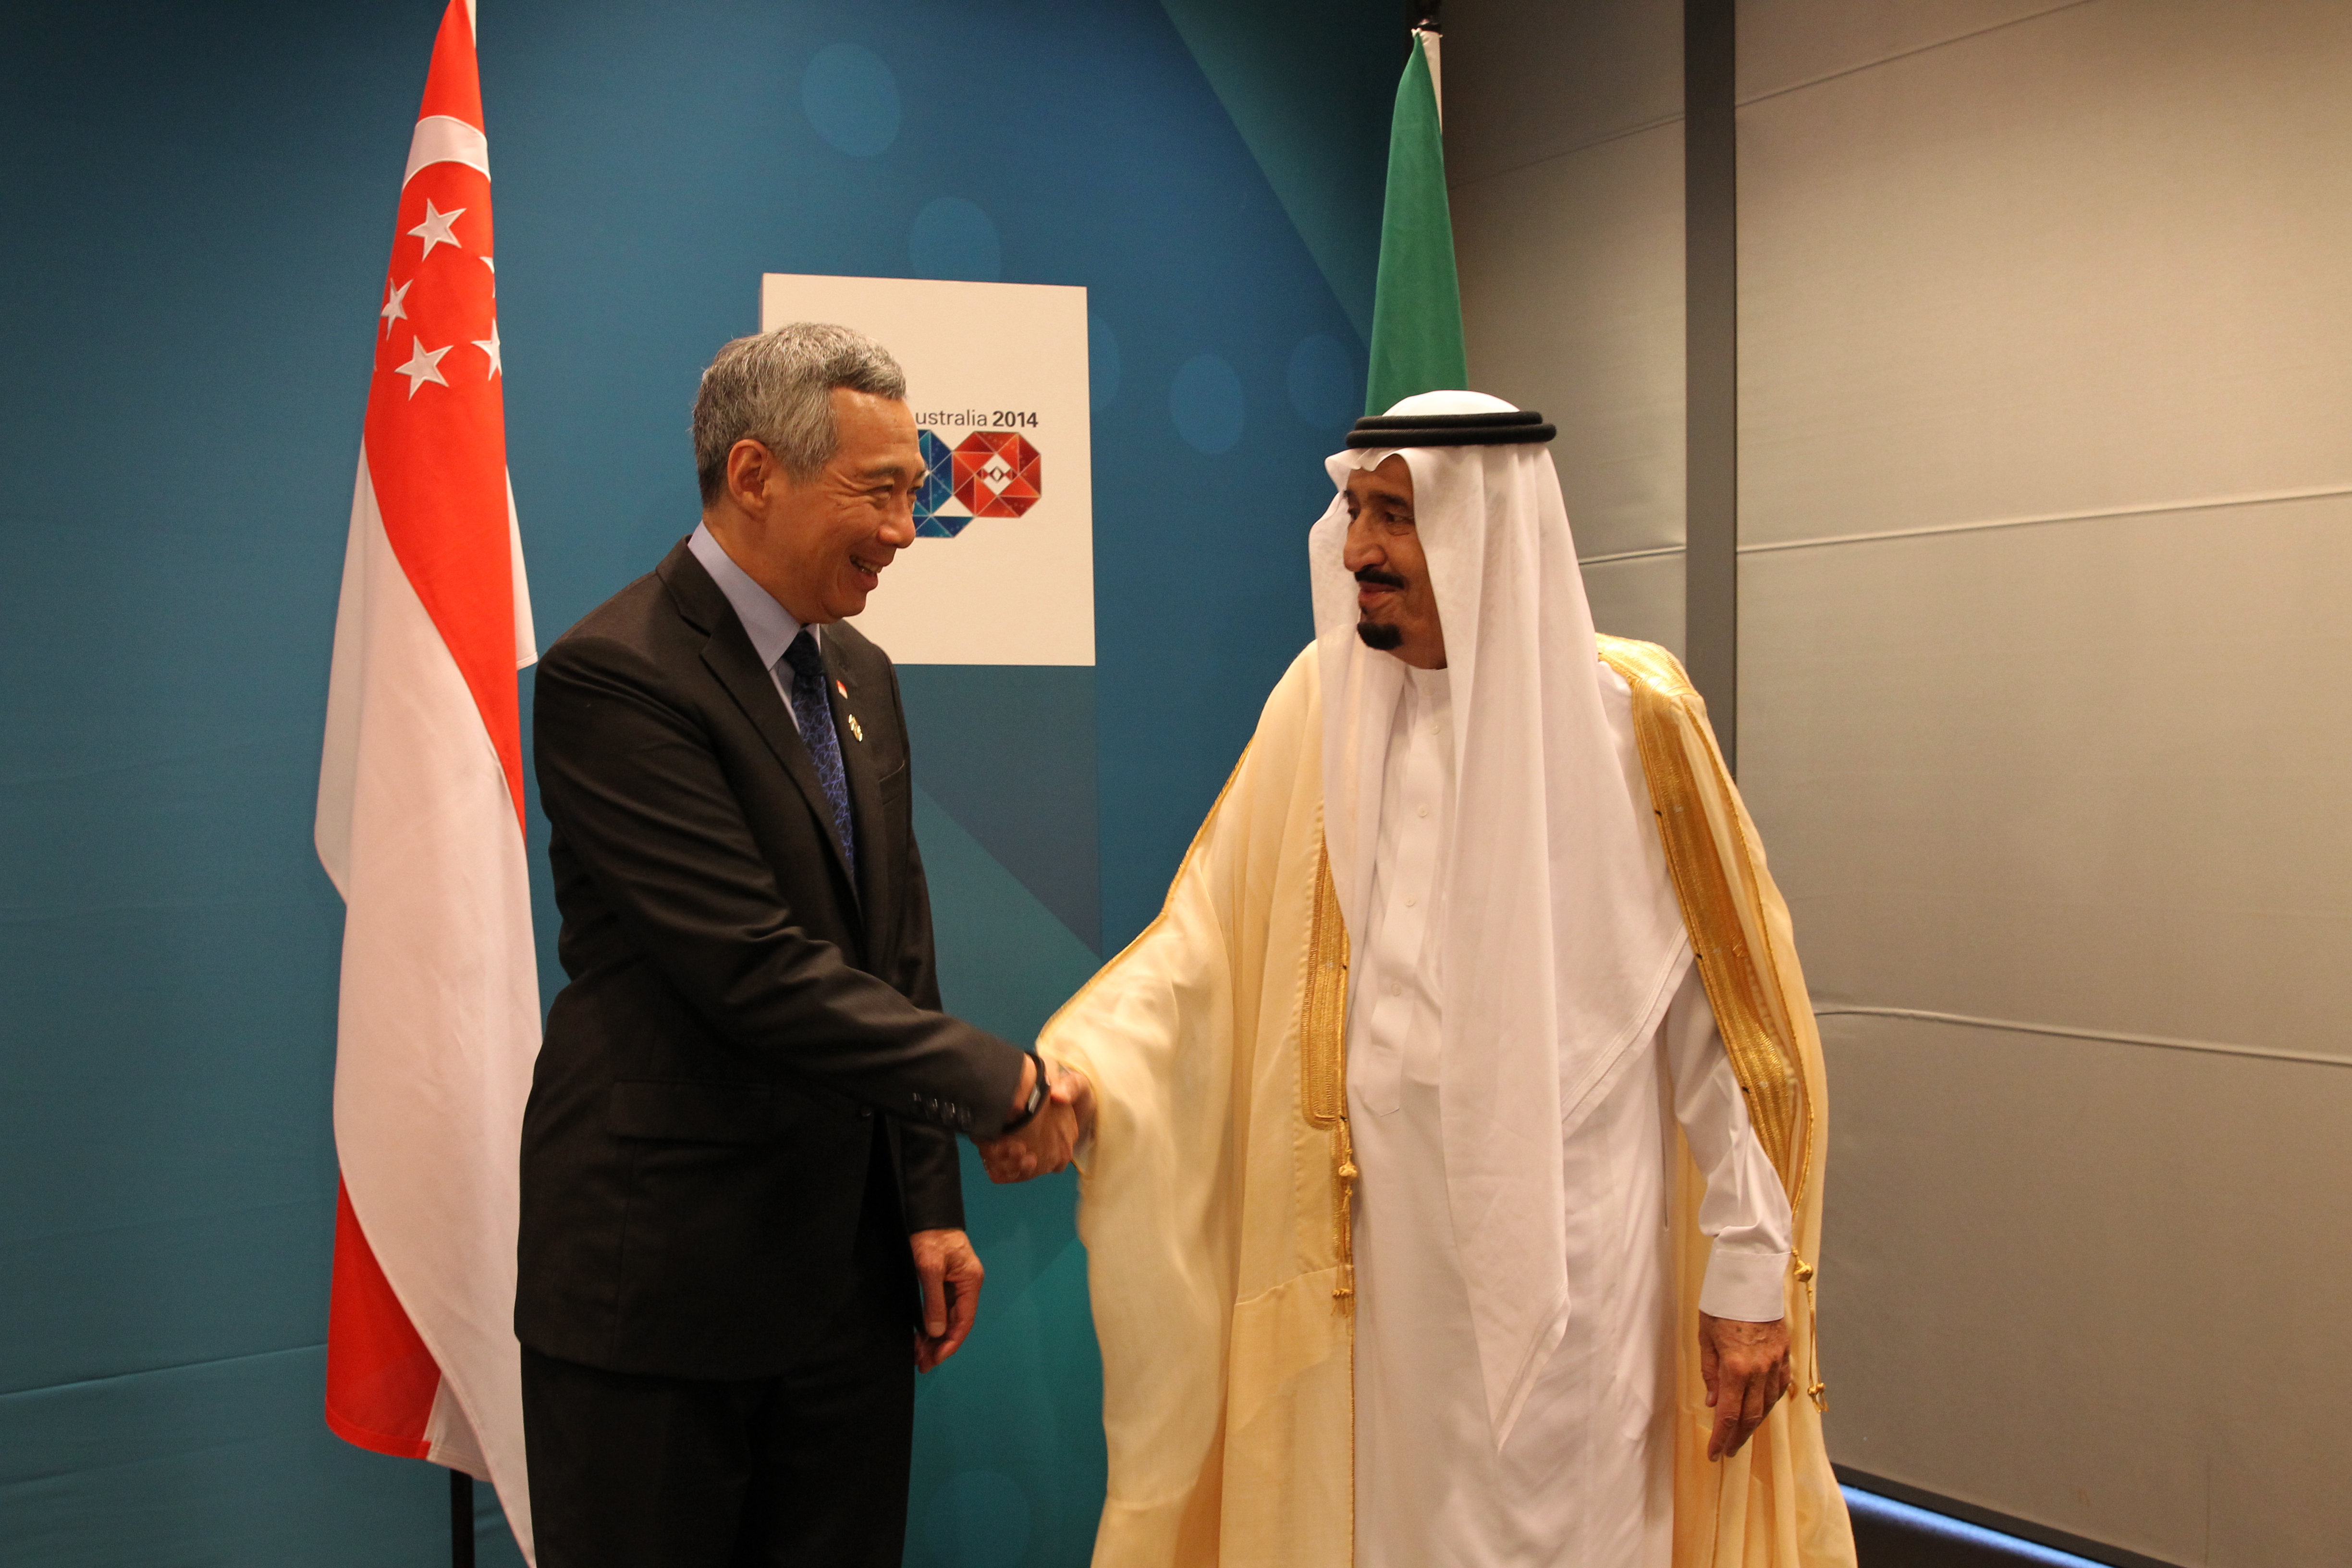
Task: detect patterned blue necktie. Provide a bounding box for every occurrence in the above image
[780,630,857,882]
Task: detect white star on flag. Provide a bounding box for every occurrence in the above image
[407,198,466,258]
[380,279,411,333]
[394,337,452,397]
[482,255,496,296]
[474,320,502,379]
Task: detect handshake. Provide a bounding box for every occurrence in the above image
[977,1056,1096,1184]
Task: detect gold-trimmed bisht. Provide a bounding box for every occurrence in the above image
[1597,635,1830,1411]
[1300,841,1357,1309]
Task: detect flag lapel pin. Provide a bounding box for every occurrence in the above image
[834,678,847,698]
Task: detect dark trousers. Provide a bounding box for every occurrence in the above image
[522,1145,917,1568]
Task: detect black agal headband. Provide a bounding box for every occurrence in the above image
[1345,408,1557,448]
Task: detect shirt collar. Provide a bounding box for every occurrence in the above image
[689,521,812,673]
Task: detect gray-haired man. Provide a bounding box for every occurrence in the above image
[516,324,1080,1566]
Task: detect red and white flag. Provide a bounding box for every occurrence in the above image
[315,0,539,1556]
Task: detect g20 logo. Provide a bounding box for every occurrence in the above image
[915,428,1042,539]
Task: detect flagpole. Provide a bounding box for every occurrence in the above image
[450,1469,476,1568]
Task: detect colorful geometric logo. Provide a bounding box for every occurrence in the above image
[915,429,963,537]
[915,428,1043,538]
[954,431,1042,517]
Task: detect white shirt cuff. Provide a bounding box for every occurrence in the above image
[1698,1247,1789,1322]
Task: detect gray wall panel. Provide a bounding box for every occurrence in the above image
[1820,1012,2352,1564]
[1742,498,2352,1062]
[1738,5,2352,1558]
[1455,123,1689,560]
[1455,2,2351,1559]
[1443,0,1681,184]
[1740,0,2352,548]
[1581,551,1686,659]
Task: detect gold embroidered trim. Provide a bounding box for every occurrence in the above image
[1597,635,1829,1411]
[1302,833,1358,1559]
[1301,841,1357,1308]
[1596,636,1805,1191]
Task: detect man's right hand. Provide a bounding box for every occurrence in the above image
[978,1059,1093,1184]
[1698,1311,1792,1460]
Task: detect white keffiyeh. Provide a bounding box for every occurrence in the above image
[1309,391,1688,1444]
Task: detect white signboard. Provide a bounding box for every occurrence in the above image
[760,273,1094,666]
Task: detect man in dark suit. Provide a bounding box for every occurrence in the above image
[517,323,1078,1566]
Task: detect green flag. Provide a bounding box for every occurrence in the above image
[1365,32,1468,415]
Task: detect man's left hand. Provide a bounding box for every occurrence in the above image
[1698,1312,1791,1460]
[910,1228,983,1372]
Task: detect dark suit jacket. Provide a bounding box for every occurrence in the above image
[516,539,1027,1379]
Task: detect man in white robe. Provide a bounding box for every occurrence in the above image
[1347,675,1792,1566]
[986,394,1852,1568]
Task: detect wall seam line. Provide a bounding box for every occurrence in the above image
[1581,544,1686,566]
[1447,110,1685,192]
[1740,482,2352,556]
[1735,0,2106,108]
[0,1342,325,1404]
[1684,0,1740,770]
[1813,1004,2348,1070]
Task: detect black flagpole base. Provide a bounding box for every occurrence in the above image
[449,1467,476,1568]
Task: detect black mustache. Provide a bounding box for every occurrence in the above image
[1353,568,1408,590]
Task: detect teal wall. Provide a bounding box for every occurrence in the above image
[0,1,1396,1563]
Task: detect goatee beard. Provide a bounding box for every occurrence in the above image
[1356,619,1404,652]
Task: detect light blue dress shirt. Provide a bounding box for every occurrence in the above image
[688,521,814,731]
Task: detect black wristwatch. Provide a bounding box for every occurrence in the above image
[1000,1051,1050,1134]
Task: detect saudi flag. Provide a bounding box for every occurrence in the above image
[1366,29,1467,413]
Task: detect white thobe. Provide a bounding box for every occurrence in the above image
[1349,665,1794,1568]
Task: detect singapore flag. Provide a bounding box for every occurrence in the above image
[314,0,539,1556]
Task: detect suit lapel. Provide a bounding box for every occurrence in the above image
[662,543,862,912]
